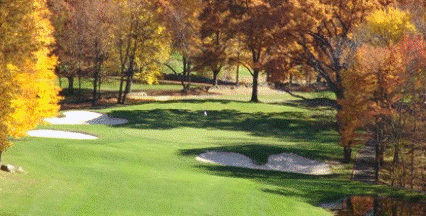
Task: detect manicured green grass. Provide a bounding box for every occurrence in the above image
[0,99,423,215]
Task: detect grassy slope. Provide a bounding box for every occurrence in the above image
[0,99,423,215]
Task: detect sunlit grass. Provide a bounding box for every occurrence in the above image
[0,99,423,215]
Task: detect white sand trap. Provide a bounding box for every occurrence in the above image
[44,111,128,125]
[196,151,331,175]
[26,129,98,139]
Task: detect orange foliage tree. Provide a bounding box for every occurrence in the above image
[273,0,393,103]
[338,44,406,163]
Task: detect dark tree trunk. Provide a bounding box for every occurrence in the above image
[343,146,352,163]
[122,53,137,103]
[98,76,102,96]
[92,70,99,107]
[373,197,380,216]
[118,71,125,104]
[67,76,74,95]
[122,71,134,103]
[250,69,259,102]
[179,56,192,93]
[236,62,240,85]
[78,75,82,102]
[344,197,353,212]
[213,70,219,86]
[58,76,62,88]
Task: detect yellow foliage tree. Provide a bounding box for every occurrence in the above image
[113,0,171,103]
[0,0,61,159]
[365,6,416,45]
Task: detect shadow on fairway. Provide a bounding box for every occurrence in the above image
[107,102,338,143]
[177,142,419,205]
[178,143,339,164]
[188,160,412,205]
[273,98,338,110]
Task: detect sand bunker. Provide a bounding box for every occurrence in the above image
[44,111,128,125]
[196,151,331,175]
[26,129,98,140]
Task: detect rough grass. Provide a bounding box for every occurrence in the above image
[0,99,423,216]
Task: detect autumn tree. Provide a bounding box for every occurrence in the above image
[361,6,416,45]
[0,0,61,160]
[337,5,418,164]
[114,0,171,104]
[338,44,406,164]
[200,0,298,102]
[192,0,234,86]
[47,0,78,94]
[380,33,426,189]
[49,0,116,106]
[271,0,393,106]
[159,0,203,92]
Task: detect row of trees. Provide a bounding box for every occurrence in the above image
[337,1,426,191]
[48,0,171,105]
[48,0,393,103]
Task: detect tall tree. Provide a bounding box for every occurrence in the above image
[49,0,115,106]
[161,0,202,92]
[275,0,393,105]
[338,44,406,163]
[193,0,233,86]
[115,0,171,104]
[0,0,61,160]
[205,0,299,102]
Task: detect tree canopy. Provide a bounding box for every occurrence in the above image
[0,0,61,157]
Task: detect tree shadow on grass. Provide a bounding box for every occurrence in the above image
[274,98,338,110]
[178,143,340,164]
[190,162,414,205]
[178,142,423,205]
[107,105,338,143]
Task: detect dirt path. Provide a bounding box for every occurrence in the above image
[352,141,376,183]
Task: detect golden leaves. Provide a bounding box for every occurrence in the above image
[0,0,60,151]
[366,6,416,45]
[338,42,407,148]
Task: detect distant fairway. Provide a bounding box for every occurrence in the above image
[0,97,420,215]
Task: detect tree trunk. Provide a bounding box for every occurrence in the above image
[118,71,125,104]
[98,76,102,95]
[343,146,352,163]
[67,76,74,95]
[78,75,82,102]
[213,70,219,86]
[250,69,259,102]
[236,52,240,85]
[180,56,192,92]
[92,70,99,107]
[122,72,134,103]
